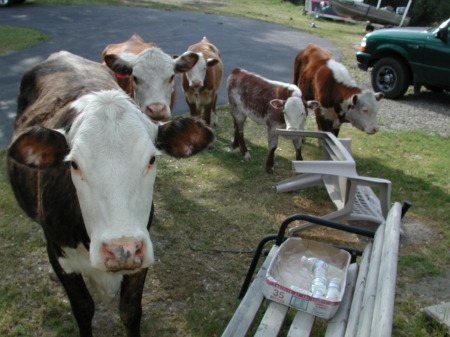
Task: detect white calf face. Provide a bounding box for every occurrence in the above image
[271,96,307,131]
[129,48,177,120]
[343,90,383,134]
[186,52,207,88]
[106,48,199,121]
[67,90,159,272]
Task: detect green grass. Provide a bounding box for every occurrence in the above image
[0,26,49,55]
[1,1,449,336]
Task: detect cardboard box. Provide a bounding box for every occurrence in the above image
[262,237,351,319]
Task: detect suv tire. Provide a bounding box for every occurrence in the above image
[371,57,410,99]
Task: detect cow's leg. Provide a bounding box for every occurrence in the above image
[293,137,304,161]
[186,99,200,118]
[314,107,340,136]
[265,127,278,174]
[211,92,219,127]
[202,101,213,126]
[314,108,326,132]
[47,243,94,337]
[230,108,250,160]
[119,268,148,337]
[233,119,250,161]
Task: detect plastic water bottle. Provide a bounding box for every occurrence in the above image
[301,256,328,297]
[326,278,341,301]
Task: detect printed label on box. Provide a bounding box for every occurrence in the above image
[290,295,309,311]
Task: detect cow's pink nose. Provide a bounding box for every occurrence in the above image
[191,80,202,88]
[369,127,379,134]
[146,104,168,121]
[101,240,145,272]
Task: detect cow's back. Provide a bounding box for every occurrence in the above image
[102,33,157,58]
[228,68,292,124]
[293,43,333,101]
[15,51,118,135]
[188,37,221,60]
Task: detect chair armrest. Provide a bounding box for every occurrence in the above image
[292,160,357,176]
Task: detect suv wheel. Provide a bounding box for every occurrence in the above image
[371,57,410,99]
[0,0,11,6]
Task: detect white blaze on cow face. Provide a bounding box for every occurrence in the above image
[341,90,384,134]
[66,90,159,273]
[185,52,219,88]
[107,48,199,121]
[270,96,307,131]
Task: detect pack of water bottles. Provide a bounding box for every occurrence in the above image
[262,237,351,319]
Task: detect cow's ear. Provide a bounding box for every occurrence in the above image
[104,54,133,77]
[270,99,285,109]
[206,58,219,67]
[174,52,199,73]
[8,126,69,169]
[306,100,320,110]
[375,92,384,101]
[156,117,214,158]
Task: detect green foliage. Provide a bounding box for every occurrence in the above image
[0,26,49,55]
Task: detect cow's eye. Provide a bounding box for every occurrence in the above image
[133,76,140,84]
[71,161,79,170]
[149,156,156,166]
[169,75,175,82]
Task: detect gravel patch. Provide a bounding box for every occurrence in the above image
[358,74,450,137]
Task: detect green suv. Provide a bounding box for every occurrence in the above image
[356,18,450,99]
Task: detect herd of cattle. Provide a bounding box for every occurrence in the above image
[6,33,383,336]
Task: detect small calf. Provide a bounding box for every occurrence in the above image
[227,68,319,174]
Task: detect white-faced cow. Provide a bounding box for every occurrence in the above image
[181,37,223,126]
[293,43,384,136]
[227,68,319,174]
[7,51,214,337]
[102,33,199,122]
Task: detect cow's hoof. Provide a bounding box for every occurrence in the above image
[266,168,274,174]
[243,152,251,161]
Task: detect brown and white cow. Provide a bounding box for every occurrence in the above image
[293,43,384,136]
[227,68,319,174]
[181,37,223,126]
[102,33,199,122]
[7,51,214,337]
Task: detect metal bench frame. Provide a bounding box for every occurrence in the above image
[221,202,410,337]
[275,130,392,235]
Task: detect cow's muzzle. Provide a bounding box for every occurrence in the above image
[146,104,169,122]
[101,239,146,272]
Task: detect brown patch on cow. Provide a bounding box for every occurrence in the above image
[9,127,68,169]
[293,43,362,136]
[156,117,215,157]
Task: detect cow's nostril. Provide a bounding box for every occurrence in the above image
[101,240,146,271]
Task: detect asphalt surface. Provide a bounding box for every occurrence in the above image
[0,5,340,148]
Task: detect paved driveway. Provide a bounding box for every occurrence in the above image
[0,5,340,148]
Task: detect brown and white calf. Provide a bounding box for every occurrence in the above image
[181,37,223,126]
[227,68,319,174]
[7,51,214,337]
[293,43,384,136]
[102,33,199,122]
